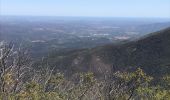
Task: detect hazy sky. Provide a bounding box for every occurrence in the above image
[1,0,170,18]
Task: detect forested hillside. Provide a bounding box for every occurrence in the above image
[1,26,170,100]
[0,42,170,99]
[47,28,170,78]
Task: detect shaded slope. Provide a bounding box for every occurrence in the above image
[50,28,170,77]
[95,27,170,76]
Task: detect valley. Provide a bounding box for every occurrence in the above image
[0,16,170,99]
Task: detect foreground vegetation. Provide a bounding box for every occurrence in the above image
[0,43,170,100]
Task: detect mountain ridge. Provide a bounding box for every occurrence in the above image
[48,27,170,77]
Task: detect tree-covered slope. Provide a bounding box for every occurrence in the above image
[49,28,170,77]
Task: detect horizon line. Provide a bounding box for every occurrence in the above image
[1,15,170,19]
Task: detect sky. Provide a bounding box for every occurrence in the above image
[1,0,170,18]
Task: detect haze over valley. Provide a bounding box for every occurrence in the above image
[1,16,170,58]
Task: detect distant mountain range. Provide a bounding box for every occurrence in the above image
[49,27,170,78]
